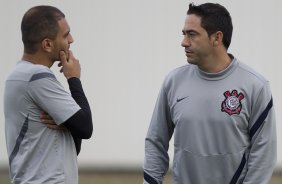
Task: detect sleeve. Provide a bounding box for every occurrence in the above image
[143,83,175,184]
[72,137,82,155]
[28,74,81,125]
[63,78,93,139]
[64,78,93,154]
[243,82,277,184]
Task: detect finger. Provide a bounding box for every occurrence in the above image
[46,124,61,130]
[40,113,50,118]
[40,113,52,120]
[68,50,74,61]
[46,124,67,130]
[42,119,56,125]
[60,51,67,66]
[41,111,49,116]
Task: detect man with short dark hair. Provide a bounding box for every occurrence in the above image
[4,5,93,184]
[143,3,276,184]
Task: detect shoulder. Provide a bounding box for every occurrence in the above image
[156,64,194,95]
[161,64,193,89]
[29,70,56,82]
[236,60,269,85]
[164,64,192,82]
[20,62,57,83]
[167,64,192,76]
[6,61,56,82]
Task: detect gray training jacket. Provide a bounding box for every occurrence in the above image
[143,57,276,184]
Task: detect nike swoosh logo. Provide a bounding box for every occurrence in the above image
[176,96,189,102]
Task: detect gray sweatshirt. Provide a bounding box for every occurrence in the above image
[143,57,277,184]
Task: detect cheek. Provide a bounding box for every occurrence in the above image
[56,40,69,50]
[63,40,70,48]
[196,40,212,50]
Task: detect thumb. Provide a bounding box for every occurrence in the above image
[60,51,67,66]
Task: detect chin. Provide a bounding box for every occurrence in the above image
[187,58,194,64]
[187,56,198,65]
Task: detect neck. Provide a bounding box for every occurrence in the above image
[198,51,231,73]
[22,52,53,68]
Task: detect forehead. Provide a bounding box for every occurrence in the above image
[57,18,70,33]
[183,14,204,31]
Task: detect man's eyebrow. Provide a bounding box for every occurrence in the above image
[63,30,70,37]
[182,29,198,34]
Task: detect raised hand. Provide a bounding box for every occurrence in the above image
[59,50,81,79]
[40,112,67,130]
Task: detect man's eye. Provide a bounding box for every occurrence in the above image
[188,32,196,37]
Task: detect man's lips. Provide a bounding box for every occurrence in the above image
[185,49,193,56]
[185,49,193,53]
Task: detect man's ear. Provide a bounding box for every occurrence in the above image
[41,38,53,52]
[212,31,223,47]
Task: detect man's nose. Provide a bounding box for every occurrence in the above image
[181,36,191,47]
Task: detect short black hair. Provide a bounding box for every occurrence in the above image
[187,3,233,49]
[21,5,65,53]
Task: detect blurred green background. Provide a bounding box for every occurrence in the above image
[1,169,282,184]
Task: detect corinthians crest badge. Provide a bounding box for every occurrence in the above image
[221,90,244,115]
